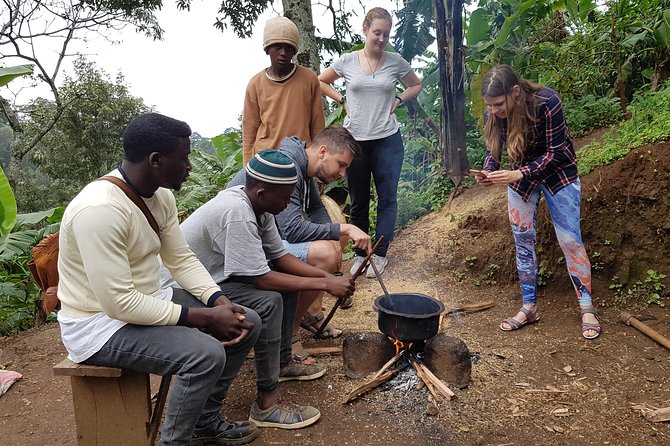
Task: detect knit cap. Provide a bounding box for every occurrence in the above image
[246,150,298,184]
[263,17,299,51]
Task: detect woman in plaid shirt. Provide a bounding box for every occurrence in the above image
[474,64,600,340]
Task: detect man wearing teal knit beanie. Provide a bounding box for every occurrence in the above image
[160,150,354,432]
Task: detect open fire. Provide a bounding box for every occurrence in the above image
[392,338,417,355]
[341,294,475,409]
[343,336,455,405]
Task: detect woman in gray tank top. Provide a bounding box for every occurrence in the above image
[318,7,422,278]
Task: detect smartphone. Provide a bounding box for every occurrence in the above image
[468,169,488,176]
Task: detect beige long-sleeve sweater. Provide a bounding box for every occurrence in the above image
[57,170,221,326]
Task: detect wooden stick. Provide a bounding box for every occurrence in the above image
[410,359,440,402]
[342,369,397,404]
[645,407,670,423]
[372,350,403,380]
[342,350,403,404]
[315,237,383,338]
[410,356,455,400]
[445,300,496,316]
[247,346,341,360]
[620,311,670,351]
[148,375,171,444]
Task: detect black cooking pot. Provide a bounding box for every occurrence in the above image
[374,293,445,342]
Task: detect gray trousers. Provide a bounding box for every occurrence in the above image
[219,281,298,391]
[85,290,261,446]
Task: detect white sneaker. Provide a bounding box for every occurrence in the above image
[349,255,367,276]
[366,254,388,278]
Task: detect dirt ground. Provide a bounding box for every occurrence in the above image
[1,132,669,446]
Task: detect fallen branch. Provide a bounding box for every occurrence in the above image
[445,300,496,316]
[645,407,670,423]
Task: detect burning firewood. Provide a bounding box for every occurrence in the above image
[342,351,404,404]
[409,355,455,401]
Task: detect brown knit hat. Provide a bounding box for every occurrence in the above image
[263,17,299,52]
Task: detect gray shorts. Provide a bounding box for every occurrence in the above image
[282,240,310,262]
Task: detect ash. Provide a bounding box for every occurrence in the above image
[381,363,419,392]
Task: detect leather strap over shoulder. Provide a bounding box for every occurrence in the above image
[98,176,160,237]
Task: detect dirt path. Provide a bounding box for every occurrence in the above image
[1,138,669,446]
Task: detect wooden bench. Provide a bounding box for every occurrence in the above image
[54,359,171,446]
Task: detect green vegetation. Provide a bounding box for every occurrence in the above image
[611,270,668,308]
[537,260,554,287]
[0,165,62,335]
[577,84,670,174]
[564,96,623,138]
[176,132,243,217]
[2,1,670,334]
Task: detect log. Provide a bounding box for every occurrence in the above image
[410,359,440,403]
[644,407,670,423]
[302,347,342,356]
[371,349,403,380]
[620,311,670,351]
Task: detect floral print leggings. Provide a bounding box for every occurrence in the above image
[508,179,592,307]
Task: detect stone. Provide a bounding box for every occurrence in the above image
[342,332,395,378]
[422,334,471,389]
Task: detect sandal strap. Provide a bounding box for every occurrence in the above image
[519,306,539,322]
[502,317,524,330]
[302,311,325,326]
[582,322,601,330]
[580,307,599,316]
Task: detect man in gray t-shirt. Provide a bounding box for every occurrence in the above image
[160,150,354,430]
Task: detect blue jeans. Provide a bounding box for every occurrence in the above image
[508,180,592,306]
[85,290,262,446]
[347,130,404,257]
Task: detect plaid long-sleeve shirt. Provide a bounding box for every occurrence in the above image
[483,87,578,202]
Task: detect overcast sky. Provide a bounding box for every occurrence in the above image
[88,1,400,137]
[4,1,400,138]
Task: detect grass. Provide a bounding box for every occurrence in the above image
[578,85,670,175]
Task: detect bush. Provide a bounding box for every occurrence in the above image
[564,95,623,138]
[578,84,670,174]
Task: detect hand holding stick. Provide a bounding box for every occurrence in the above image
[314,237,383,338]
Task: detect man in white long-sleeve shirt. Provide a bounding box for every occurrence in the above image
[57,113,261,446]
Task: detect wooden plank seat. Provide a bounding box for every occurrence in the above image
[54,358,170,446]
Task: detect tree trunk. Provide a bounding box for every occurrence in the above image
[283,0,320,73]
[434,0,467,185]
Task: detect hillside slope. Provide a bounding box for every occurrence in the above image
[1,136,669,445]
